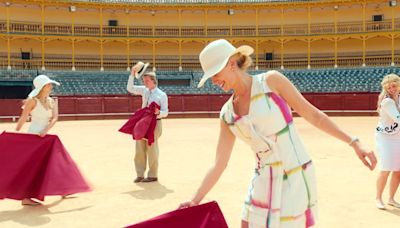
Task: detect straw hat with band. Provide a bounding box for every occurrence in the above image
[197,39,253,88]
[133,61,150,79]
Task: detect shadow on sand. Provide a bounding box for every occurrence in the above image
[384,207,400,216]
[0,198,92,226]
[124,182,174,200]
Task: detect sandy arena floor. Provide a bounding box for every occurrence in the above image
[0,117,399,227]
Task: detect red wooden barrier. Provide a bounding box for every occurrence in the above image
[0,100,22,116]
[342,93,371,110]
[57,97,76,114]
[182,95,210,112]
[0,93,380,121]
[313,94,343,110]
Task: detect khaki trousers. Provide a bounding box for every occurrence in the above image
[134,120,162,178]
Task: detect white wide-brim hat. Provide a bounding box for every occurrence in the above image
[197,39,253,88]
[133,61,150,79]
[28,75,60,98]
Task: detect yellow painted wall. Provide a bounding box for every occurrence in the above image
[181,10,204,27]
[5,2,398,27]
[10,39,42,55]
[152,11,179,27]
[207,10,230,26]
[336,5,363,22]
[6,2,398,28]
[182,41,204,56]
[129,12,154,27]
[366,36,392,52]
[130,41,152,55]
[45,6,71,24]
[311,8,335,24]
[259,9,281,26]
[396,6,400,19]
[44,40,71,55]
[155,41,179,55]
[0,6,6,21]
[103,40,126,55]
[0,39,7,53]
[283,8,308,25]
[395,37,400,51]
[230,10,256,26]
[259,41,281,55]
[311,40,334,55]
[337,38,363,53]
[9,5,41,22]
[75,40,101,56]
[284,40,308,56]
[26,37,392,58]
[103,9,129,26]
[365,3,393,21]
[2,0,397,62]
[75,10,100,25]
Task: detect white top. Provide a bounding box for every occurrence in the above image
[126,76,168,119]
[376,96,400,136]
[28,97,54,134]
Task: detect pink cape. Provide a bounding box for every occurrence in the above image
[125,201,228,228]
[0,131,91,201]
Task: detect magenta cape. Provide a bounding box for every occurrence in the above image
[0,131,91,201]
[125,201,228,228]
[119,102,160,145]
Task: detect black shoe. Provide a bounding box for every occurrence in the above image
[134,177,144,183]
[142,177,158,182]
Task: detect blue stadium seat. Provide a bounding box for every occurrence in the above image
[1,66,398,95]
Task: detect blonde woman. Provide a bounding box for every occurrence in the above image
[15,74,59,205]
[375,74,400,210]
[179,39,376,228]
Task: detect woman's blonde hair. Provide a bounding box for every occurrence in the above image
[230,52,253,72]
[377,73,400,110]
[21,96,55,110]
[22,85,55,109]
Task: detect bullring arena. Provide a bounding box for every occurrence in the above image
[0,0,400,227]
[1,118,400,227]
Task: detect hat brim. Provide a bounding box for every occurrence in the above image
[197,45,254,88]
[28,88,41,98]
[135,63,150,79]
[28,80,60,98]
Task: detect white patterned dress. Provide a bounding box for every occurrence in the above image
[220,73,317,228]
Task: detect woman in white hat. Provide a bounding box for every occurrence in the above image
[179,39,377,227]
[15,74,60,205]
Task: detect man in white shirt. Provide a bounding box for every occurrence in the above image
[127,62,168,183]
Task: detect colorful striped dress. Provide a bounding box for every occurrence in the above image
[220,73,317,228]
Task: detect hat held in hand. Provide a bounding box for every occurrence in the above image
[133,61,150,79]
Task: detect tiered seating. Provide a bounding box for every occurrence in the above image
[1,67,399,95]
